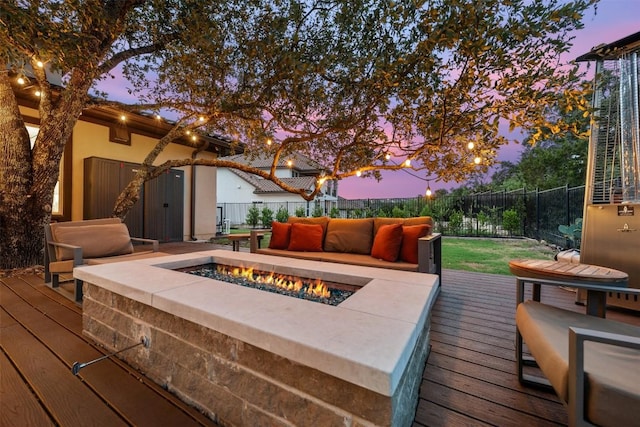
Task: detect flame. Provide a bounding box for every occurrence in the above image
[216,265,331,299]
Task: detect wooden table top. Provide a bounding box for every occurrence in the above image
[509,258,628,284]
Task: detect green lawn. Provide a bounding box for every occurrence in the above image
[442,237,557,275]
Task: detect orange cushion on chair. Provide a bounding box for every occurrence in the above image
[287,223,324,252]
[269,221,292,249]
[371,224,403,262]
[400,224,431,264]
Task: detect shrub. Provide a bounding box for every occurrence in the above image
[391,206,407,218]
[311,204,324,217]
[275,206,289,223]
[294,206,306,217]
[449,210,464,234]
[246,206,260,228]
[329,207,340,218]
[260,207,274,228]
[503,209,521,236]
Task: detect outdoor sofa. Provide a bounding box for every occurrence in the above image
[250,216,441,279]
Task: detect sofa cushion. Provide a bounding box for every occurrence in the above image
[324,218,374,254]
[373,216,432,236]
[288,216,330,235]
[255,248,419,271]
[288,223,324,252]
[371,224,404,262]
[400,224,431,264]
[516,301,640,427]
[269,221,292,249]
[52,223,134,260]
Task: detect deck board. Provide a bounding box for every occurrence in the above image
[2,241,640,426]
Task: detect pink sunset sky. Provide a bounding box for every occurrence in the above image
[339,0,640,199]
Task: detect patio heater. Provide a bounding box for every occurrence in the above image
[576,31,640,310]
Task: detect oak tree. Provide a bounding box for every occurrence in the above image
[1,0,597,268]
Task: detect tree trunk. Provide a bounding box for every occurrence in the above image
[0,70,51,269]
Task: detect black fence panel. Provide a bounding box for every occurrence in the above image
[222,185,586,249]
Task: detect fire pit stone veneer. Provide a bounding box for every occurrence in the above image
[76,250,440,426]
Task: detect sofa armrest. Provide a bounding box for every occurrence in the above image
[130,237,159,252]
[568,327,640,427]
[418,233,441,278]
[250,230,269,253]
[47,241,83,267]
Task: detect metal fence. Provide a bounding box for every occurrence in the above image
[218,184,586,249]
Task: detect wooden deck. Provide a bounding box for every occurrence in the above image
[2,241,639,426]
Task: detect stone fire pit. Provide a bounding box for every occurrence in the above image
[75,250,440,426]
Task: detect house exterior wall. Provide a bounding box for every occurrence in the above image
[20,105,219,240]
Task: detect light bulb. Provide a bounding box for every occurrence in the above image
[287,160,293,167]
[468,142,475,150]
[404,159,411,167]
[35,90,41,97]
[356,170,362,177]
[192,135,197,141]
[36,60,44,68]
[425,186,432,197]
[17,77,25,85]
[199,116,205,122]
[120,114,126,121]
[266,138,272,146]
[474,156,482,164]
[385,153,391,161]
[155,114,162,120]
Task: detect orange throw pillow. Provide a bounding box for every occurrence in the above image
[268,221,292,249]
[371,224,403,262]
[287,223,324,252]
[400,225,431,264]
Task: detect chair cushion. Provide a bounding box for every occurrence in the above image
[516,301,640,427]
[269,222,292,250]
[52,223,134,260]
[323,218,373,254]
[400,225,431,264]
[287,223,324,252]
[370,224,403,262]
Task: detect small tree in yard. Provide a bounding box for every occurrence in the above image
[260,207,274,229]
[275,206,289,223]
[311,204,324,218]
[294,207,306,218]
[246,206,260,229]
[1,0,597,269]
[503,209,521,236]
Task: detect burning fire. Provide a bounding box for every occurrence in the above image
[216,265,331,299]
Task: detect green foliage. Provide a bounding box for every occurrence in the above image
[329,207,340,218]
[294,206,306,217]
[352,209,363,219]
[502,209,521,236]
[311,204,324,217]
[246,206,260,228]
[448,210,464,234]
[260,207,274,228]
[275,206,289,223]
[420,204,434,217]
[391,206,407,218]
[558,217,583,249]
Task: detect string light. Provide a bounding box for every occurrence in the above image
[17,77,25,85]
[35,60,44,68]
[404,159,411,167]
[287,159,293,167]
[34,90,41,97]
[385,153,391,161]
[474,156,482,165]
[356,170,362,177]
[467,142,475,150]
[199,116,205,122]
[120,114,126,122]
[192,135,197,141]
[155,114,162,120]
[266,138,272,146]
